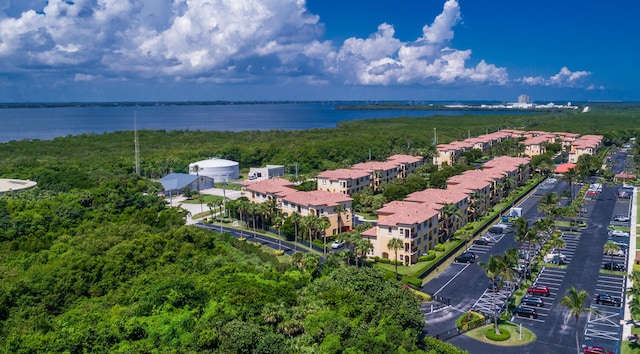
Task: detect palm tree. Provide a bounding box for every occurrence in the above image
[289,212,301,251]
[302,214,320,251]
[206,201,215,222]
[479,255,505,335]
[237,199,250,237]
[603,241,621,270]
[387,237,404,280]
[334,204,347,234]
[355,238,373,266]
[538,192,560,218]
[442,203,464,241]
[272,214,284,250]
[562,167,579,203]
[560,287,597,354]
[317,216,331,255]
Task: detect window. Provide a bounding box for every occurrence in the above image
[388,227,392,233]
[400,255,404,261]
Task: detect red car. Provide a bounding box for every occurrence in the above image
[527,285,550,297]
[583,345,614,354]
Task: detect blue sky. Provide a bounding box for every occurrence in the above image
[0,0,638,102]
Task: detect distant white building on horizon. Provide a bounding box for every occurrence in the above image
[518,94,531,104]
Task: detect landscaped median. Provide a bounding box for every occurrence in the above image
[464,321,537,346]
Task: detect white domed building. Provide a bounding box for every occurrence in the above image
[189,158,239,182]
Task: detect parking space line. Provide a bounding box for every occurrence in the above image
[433,263,470,296]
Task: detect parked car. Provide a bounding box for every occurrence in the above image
[520,295,544,307]
[595,294,621,307]
[582,345,614,354]
[527,285,550,296]
[602,262,625,271]
[543,252,567,263]
[512,306,538,319]
[608,230,630,238]
[613,215,630,222]
[603,248,625,257]
[474,238,490,245]
[330,240,346,249]
[455,252,476,263]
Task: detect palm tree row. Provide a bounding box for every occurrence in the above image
[479,247,519,335]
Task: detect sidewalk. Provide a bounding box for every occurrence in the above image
[623,187,637,339]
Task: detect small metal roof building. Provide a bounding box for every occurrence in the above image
[158,173,214,196]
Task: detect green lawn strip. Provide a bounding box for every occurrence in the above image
[464,322,536,346]
[541,262,568,270]
[621,341,640,354]
[374,261,429,277]
[600,269,627,276]
[181,194,224,204]
[357,212,378,220]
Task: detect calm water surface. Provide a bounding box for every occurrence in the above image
[0,103,520,143]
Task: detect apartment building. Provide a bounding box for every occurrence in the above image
[281,190,353,236]
[242,178,353,235]
[387,154,424,179]
[568,135,604,163]
[361,201,440,264]
[316,169,371,195]
[351,160,400,192]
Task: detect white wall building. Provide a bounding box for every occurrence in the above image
[189,158,239,182]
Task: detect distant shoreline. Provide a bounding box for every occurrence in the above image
[0,100,635,110]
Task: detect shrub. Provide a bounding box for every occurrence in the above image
[515,289,524,296]
[456,311,484,331]
[274,250,285,256]
[434,244,445,252]
[401,276,422,288]
[379,258,391,264]
[485,326,511,341]
[424,337,469,354]
[419,251,437,262]
[252,242,262,248]
[237,238,247,242]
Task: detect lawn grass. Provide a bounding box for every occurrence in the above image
[180,194,223,204]
[374,260,429,277]
[464,322,536,346]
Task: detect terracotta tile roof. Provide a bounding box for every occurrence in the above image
[387,154,424,164]
[376,201,439,227]
[352,160,399,172]
[361,227,378,237]
[243,178,297,196]
[446,178,492,191]
[554,163,576,173]
[483,156,531,172]
[405,188,469,205]
[316,169,371,180]
[283,190,352,207]
[521,135,549,145]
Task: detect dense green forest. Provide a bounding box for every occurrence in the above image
[0,181,433,353]
[0,105,638,352]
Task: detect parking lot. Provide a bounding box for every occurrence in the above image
[511,267,566,324]
[584,273,626,353]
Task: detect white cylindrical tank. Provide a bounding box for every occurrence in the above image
[189,158,239,182]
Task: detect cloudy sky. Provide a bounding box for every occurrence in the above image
[0,0,638,102]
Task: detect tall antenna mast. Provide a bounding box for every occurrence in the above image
[134,112,140,176]
[433,128,438,145]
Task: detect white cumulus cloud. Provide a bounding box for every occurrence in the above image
[0,0,590,90]
[330,0,508,86]
[519,66,591,87]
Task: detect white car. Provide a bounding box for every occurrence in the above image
[604,248,625,257]
[608,230,630,238]
[544,252,567,263]
[331,240,346,249]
